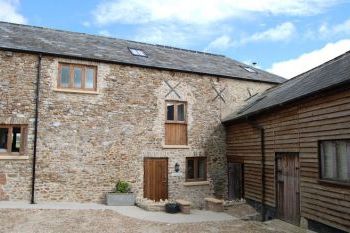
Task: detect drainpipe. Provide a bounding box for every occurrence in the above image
[31,53,42,204]
[249,120,266,221]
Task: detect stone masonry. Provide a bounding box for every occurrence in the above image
[0,50,274,207]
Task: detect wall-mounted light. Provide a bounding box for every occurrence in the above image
[174,163,180,172]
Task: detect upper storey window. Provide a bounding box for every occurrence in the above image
[58,63,97,91]
[165,101,187,145]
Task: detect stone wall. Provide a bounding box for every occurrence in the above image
[0,51,37,201]
[0,50,275,207]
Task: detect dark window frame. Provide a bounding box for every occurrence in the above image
[165,100,187,124]
[186,157,207,182]
[0,125,27,155]
[58,63,97,91]
[318,139,350,187]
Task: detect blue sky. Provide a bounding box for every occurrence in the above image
[1,0,350,78]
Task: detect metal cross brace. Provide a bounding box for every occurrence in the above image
[165,80,181,98]
[212,85,226,103]
[245,88,258,101]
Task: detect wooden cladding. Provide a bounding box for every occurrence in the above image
[276,153,300,225]
[144,158,168,201]
[226,87,350,232]
[165,101,187,145]
[165,123,187,145]
[228,163,244,200]
[58,63,97,91]
[0,125,27,155]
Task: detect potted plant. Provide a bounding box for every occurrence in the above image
[165,201,180,214]
[106,181,136,206]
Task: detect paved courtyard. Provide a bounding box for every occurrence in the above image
[0,202,312,233]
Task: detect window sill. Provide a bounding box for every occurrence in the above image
[53,88,99,95]
[183,181,209,186]
[318,179,350,188]
[162,145,190,149]
[0,155,29,160]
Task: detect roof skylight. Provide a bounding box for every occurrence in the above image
[242,66,257,73]
[129,48,147,57]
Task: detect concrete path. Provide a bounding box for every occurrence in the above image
[0,201,235,223]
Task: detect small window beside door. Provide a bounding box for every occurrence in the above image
[0,125,27,155]
[58,63,97,91]
[319,140,350,184]
[186,157,207,182]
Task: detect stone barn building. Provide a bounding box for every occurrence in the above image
[223,51,350,232]
[0,22,284,207]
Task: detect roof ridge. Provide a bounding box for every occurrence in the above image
[0,21,224,58]
[153,44,225,57]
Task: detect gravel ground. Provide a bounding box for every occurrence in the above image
[0,208,288,233]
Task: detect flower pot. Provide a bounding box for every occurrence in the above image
[165,203,180,214]
[106,193,135,206]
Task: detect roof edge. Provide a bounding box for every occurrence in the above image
[0,46,283,85]
[0,21,225,58]
[222,78,350,125]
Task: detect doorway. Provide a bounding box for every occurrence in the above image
[144,158,168,201]
[228,162,243,200]
[276,153,300,225]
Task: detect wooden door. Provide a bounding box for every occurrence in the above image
[144,158,168,201]
[276,153,300,225]
[228,163,243,200]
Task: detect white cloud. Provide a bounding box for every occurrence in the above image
[134,23,218,48]
[0,0,26,24]
[82,21,91,27]
[268,39,350,79]
[311,18,350,39]
[93,0,339,25]
[98,30,112,37]
[206,35,233,50]
[206,22,295,51]
[243,22,296,43]
[333,18,350,34]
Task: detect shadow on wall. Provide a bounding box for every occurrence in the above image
[203,123,227,199]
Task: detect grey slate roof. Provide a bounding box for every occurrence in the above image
[223,50,350,123]
[0,21,285,84]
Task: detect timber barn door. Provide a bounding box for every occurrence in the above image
[228,163,243,200]
[276,153,300,225]
[144,158,168,201]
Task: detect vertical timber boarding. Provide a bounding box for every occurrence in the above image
[276,153,300,225]
[144,158,168,201]
[228,163,244,200]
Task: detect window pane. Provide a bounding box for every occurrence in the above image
[74,67,82,88]
[177,104,185,121]
[187,159,194,179]
[0,128,8,152]
[337,141,349,181]
[86,68,95,89]
[322,141,336,179]
[167,103,174,121]
[198,158,206,179]
[60,66,70,88]
[11,127,21,152]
